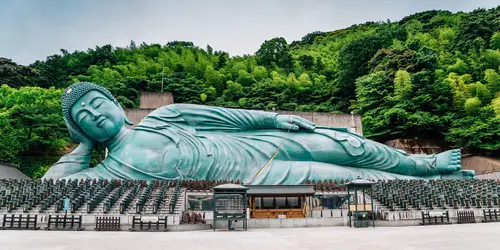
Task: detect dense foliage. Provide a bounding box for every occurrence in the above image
[1,7,499,177]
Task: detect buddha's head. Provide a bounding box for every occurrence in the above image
[62,82,133,144]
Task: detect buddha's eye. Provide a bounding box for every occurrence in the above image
[93,100,104,109]
[79,114,88,124]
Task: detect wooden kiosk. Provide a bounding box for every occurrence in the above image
[346,178,376,228]
[246,185,315,219]
[212,183,249,231]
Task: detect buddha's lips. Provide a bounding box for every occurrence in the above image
[96,117,106,127]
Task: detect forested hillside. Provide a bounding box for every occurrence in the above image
[1,7,499,177]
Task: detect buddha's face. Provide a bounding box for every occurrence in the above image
[70,90,125,142]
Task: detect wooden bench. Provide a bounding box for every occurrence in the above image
[45,215,84,231]
[482,209,500,223]
[457,210,476,224]
[420,211,451,225]
[94,216,121,231]
[1,214,40,230]
[129,216,168,232]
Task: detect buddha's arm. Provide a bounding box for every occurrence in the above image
[249,160,436,185]
[158,104,278,131]
[42,144,92,179]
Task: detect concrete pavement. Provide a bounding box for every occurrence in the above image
[1,223,498,250]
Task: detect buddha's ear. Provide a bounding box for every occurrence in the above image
[124,118,134,126]
[114,100,134,126]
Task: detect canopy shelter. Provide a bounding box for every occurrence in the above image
[212,183,249,231]
[246,184,315,219]
[345,178,376,228]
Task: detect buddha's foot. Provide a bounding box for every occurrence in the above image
[435,149,462,174]
[441,169,475,180]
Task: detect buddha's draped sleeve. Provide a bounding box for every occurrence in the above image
[42,144,92,179]
[144,104,279,132]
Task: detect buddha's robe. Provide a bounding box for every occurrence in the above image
[50,104,443,184]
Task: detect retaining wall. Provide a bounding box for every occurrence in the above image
[125,108,363,135]
[139,92,174,109]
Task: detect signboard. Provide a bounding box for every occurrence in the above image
[216,196,244,211]
[278,215,287,219]
[63,198,70,211]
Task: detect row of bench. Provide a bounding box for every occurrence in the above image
[420,209,500,225]
[0,214,170,232]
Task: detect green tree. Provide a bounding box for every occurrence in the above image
[464,97,481,114]
[256,37,294,72]
[298,55,314,70]
[393,70,412,99]
[336,33,387,111]
[0,85,70,176]
[203,65,224,94]
[251,66,268,81]
[484,69,500,93]
[0,58,37,88]
[491,31,500,50]
[355,71,393,139]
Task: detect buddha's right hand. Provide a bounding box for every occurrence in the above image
[67,125,95,151]
[275,115,316,132]
[43,127,94,178]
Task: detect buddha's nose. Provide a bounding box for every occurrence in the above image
[89,110,102,120]
[92,114,103,121]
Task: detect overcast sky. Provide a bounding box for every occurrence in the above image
[0,0,498,65]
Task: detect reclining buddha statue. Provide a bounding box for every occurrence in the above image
[43,82,474,184]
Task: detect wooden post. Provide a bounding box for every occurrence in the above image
[25,215,30,229]
[347,186,351,227]
[371,188,375,227]
[213,193,216,231]
[47,215,52,229]
[354,187,358,228]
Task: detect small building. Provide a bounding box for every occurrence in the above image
[246,185,315,219]
[345,178,376,228]
[213,183,249,231]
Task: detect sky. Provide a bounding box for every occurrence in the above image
[0,0,498,65]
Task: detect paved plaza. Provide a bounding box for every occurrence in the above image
[1,223,499,250]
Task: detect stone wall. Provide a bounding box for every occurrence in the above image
[384,139,447,154]
[277,111,363,135]
[139,92,174,109]
[124,108,156,126]
[462,156,500,176]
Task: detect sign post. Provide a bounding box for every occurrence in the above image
[63,198,70,215]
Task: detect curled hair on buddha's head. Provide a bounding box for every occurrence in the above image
[62,82,133,142]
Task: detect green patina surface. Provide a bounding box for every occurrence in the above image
[43,82,474,184]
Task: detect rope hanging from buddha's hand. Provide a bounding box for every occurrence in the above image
[249,115,293,183]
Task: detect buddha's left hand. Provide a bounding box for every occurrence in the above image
[275,115,316,132]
